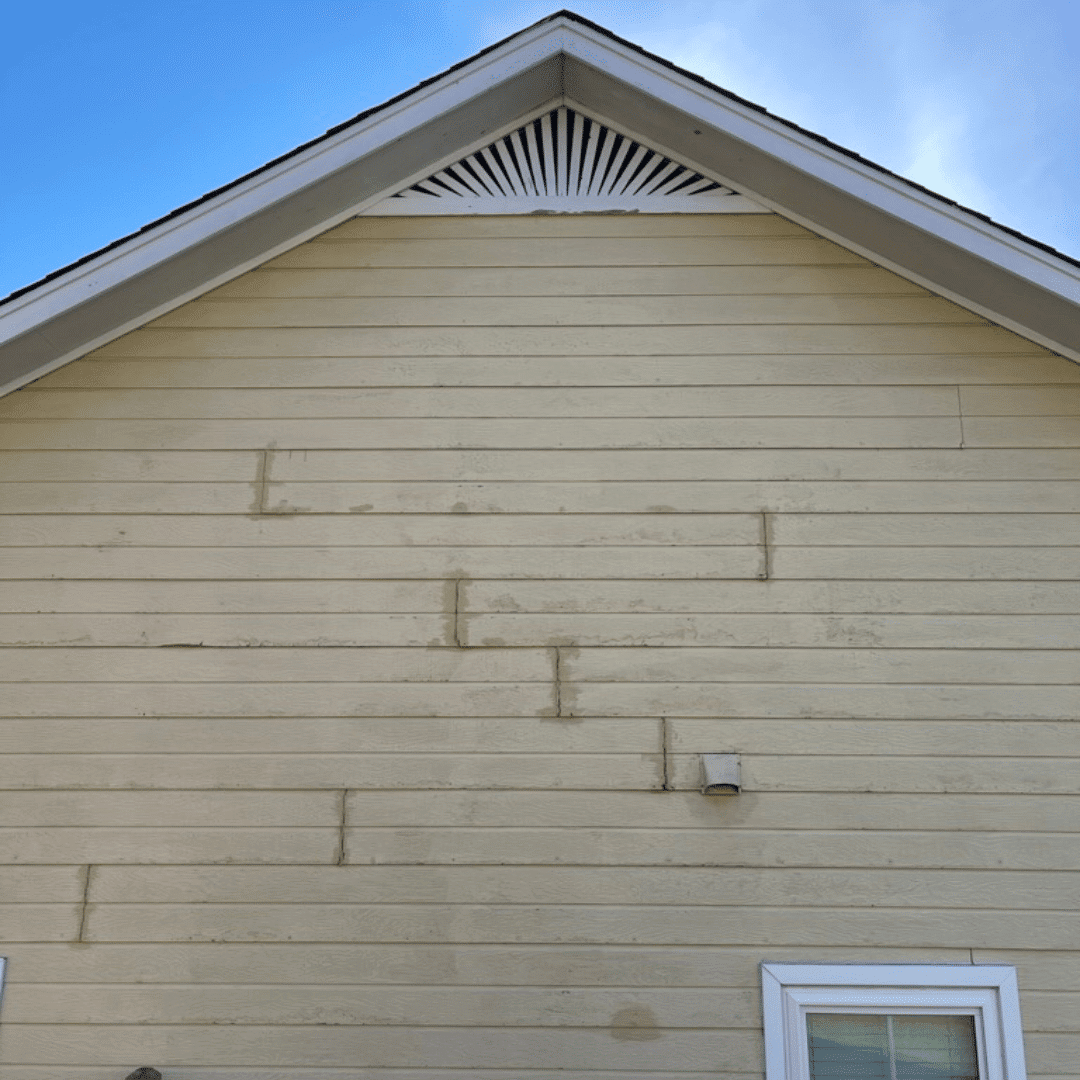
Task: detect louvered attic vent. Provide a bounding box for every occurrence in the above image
[362,107,765,215]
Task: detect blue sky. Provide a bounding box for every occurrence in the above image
[3,1,1077,298]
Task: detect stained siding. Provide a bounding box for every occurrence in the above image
[0,213,1076,1079]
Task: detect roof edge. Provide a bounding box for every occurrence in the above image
[0,11,575,314]
[2,10,1079,395]
[558,19,1080,305]
[0,16,572,336]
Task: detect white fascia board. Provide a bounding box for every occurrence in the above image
[556,21,1080,308]
[0,19,571,349]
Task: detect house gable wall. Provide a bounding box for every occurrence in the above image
[0,213,1077,1077]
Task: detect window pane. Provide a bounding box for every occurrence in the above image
[806,1014,980,1080]
[807,1013,890,1079]
[892,1015,979,1080]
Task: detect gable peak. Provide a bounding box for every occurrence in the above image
[364,105,765,216]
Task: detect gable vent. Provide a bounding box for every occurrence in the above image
[364,107,764,215]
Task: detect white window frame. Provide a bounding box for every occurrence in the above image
[761,964,1027,1080]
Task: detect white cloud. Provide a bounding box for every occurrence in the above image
[900,98,1004,218]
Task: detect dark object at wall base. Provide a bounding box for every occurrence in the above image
[126,1069,162,1080]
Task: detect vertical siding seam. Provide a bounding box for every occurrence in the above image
[956,386,966,449]
[445,574,469,648]
[760,510,772,580]
[262,447,273,511]
[254,448,271,514]
[336,789,349,866]
[661,717,672,791]
[252,443,291,515]
[553,646,563,717]
[76,863,93,942]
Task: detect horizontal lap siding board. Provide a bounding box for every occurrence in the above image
[50,324,1024,357]
[45,353,1080,387]
[0,214,1077,1080]
[4,386,967,417]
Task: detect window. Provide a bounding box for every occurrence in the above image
[762,964,1027,1080]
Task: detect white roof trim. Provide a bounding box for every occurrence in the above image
[0,19,565,342]
[554,20,1080,306]
[2,11,1079,397]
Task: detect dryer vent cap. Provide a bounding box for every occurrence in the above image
[701,753,741,795]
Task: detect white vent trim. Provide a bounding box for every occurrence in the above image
[363,106,766,215]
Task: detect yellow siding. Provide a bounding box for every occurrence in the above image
[0,213,1077,1078]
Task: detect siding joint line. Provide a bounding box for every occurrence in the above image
[760,510,772,580]
[661,717,672,791]
[453,577,465,649]
[554,646,563,718]
[336,789,348,865]
[956,386,966,449]
[255,448,272,514]
[76,864,93,943]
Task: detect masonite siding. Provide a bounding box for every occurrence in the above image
[0,212,1077,1080]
